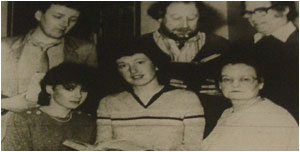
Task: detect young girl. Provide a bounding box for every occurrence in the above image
[2,63,97,150]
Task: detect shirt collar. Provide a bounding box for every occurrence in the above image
[254,22,296,43]
[27,29,63,48]
[155,30,204,44]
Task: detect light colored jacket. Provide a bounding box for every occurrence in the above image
[1,34,98,97]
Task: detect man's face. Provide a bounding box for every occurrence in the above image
[244,2,288,35]
[36,4,80,39]
[162,2,199,39]
[116,53,157,87]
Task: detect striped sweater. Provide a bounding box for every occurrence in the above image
[96,88,205,150]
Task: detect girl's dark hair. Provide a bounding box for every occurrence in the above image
[38,62,96,106]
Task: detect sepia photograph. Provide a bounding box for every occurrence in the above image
[1,1,299,150]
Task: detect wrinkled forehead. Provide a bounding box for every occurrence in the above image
[245,1,272,11]
[166,2,198,16]
[116,53,149,63]
[222,63,257,77]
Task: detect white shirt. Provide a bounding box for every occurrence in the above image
[254,21,296,43]
[153,31,206,62]
[201,97,298,151]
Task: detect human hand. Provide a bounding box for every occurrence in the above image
[169,79,187,89]
[1,93,39,112]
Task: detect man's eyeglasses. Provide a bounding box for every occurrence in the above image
[221,77,258,85]
[242,6,275,18]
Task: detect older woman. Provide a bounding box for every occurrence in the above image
[95,42,205,150]
[2,63,96,150]
[200,59,298,150]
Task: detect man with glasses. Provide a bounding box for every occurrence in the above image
[237,1,298,122]
[241,1,298,43]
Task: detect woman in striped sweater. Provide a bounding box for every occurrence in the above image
[94,41,205,150]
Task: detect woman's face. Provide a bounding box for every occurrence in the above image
[48,83,88,109]
[116,53,157,87]
[219,63,263,101]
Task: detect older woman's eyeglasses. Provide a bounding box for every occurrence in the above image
[242,6,275,18]
[221,77,258,85]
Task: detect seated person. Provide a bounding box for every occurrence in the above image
[2,63,97,150]
[95,42,205,150]
[200,58,298,150]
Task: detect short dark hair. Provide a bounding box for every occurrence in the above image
[113,40,157,66]
[112,39,169,87]
[217,49,264,88]
[214,53,264,98]
[216,57,264,98]
[38,62,96,106]
[219,59,264,83]
[241,1,298,21]
[147,1,223,33]
[36,1,85,13]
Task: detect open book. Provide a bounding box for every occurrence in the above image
[63,139,150,151]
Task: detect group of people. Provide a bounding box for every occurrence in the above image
[1,1,299,151]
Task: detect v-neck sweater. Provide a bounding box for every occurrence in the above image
[96,88,205,150]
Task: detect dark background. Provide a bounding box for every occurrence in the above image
[6,2,141,43]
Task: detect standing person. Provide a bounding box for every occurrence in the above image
[1,1,98,141]
[1,1,98,112]
[139,1,231,137]
[140,1,230,87]
[2,63,97,150]
[238,1,298,122]
[95,42,205,150]
[201,58,298,150]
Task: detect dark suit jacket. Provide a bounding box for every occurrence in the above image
[232,29,299,122]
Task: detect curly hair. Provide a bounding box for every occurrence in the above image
[147,1,224,33]
[241,1,298,21]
